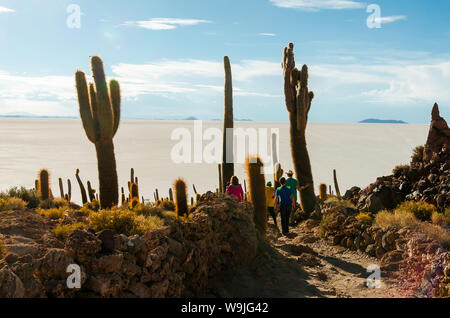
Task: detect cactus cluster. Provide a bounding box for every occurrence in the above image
[58,177,72,201]
[281,43,316,216]
[75,55,120,209]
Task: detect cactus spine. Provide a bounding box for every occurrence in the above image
[245,156,267,233]
[282,43,316,216]
[39,169,50,200]
[221,56,234,192]
[333,169,341,199]
[75,55,120,209]
[174,178,188,218]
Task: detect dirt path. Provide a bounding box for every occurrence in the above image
[207,217,403,298]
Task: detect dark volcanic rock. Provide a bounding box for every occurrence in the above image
[424,103,450,162]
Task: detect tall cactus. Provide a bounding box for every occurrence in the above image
[245,156,267,234]
[39,169,50,200]
[333,169,341,199]
[75,55,120,208]
[281,43,316,215]
[58,178,64,198]
[319,183,327,200]
[222,56,234,191]
[174,178,188,217]
[67,179,72,202]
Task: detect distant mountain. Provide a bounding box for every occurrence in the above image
[359,118,407,124]
[0,113,76,119]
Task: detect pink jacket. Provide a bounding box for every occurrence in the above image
[226,184,244,201]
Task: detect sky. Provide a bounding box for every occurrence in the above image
[0,0,449,123]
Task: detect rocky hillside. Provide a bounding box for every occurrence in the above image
[0,193,258,298]
[345,103,449,213]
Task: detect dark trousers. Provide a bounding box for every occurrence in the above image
[280,204,292,234]
[267,206,277,227]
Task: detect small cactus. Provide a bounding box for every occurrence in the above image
[333,169,341,199]
[245,156,267,233]
[130,182,139,200]
[58,178,64,198]
[75,169,88,205]
[39,169,50,200]
[155,189,159,201]
[121,187,126,205]
[319,183,327,200]
[174,178,188,217]
[169,188,174,202]
[87,181,96,202]
[67,179,72,201]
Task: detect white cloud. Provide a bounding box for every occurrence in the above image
[0,6,14,13]
[121,18,211,30]
[375,15,406,24]
[259,33,277,37]
[270,0,365,11]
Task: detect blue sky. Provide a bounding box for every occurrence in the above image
[0,0,449,123]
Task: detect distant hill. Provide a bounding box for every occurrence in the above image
[0,113,76,119]
[359,118,407,124]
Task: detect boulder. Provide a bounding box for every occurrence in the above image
[65,230,101,262]
[424,103,450,162]
[0,266,25,298]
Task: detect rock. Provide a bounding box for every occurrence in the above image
[297,254,321,267]
[128,281,152,298]
[366,244,376,257]
[0,266,25,298]
[97,230,115,253]
[4,243,41,258]
[36,248,74,280]
[381,250,404,264]
[375,246,386,259]
[65,230,101,262]
[423,103,450,162]
[167,237,185,258]
[150,279,169,298]
[85,273,124,297]
[91,253,124,274]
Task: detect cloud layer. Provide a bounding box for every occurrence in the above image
[0,6,14,13]
[270,0,365,11]
[121,18,211,30]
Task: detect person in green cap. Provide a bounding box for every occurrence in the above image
[286,170,299,203]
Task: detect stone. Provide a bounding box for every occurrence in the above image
[375,246,386,259]
[36,248,74,280]
[423,103,450,162]
[97,229,115,253]
[65,229,101,262]
[0,266,25,298]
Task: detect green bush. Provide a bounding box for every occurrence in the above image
[37,208,65,220]
[0,187,40,209]
[0,197,27,211]
[356,212,373,224]
[88,208,164,236]
[411,145,424,162]
[396,201,435,222]
[52,223,86,239]
[392,164,410,176]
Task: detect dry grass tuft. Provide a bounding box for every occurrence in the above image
[0,197,27,211]
[52,223,86,239]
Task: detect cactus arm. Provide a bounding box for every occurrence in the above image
[110,79,121,136]
[91,55,114,140]
[76,71,97,143]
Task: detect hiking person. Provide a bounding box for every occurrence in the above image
[226,176,244,201]
[286,170,299,204]
[265,181,279,231]
[274,177,295,235]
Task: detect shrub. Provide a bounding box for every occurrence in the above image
[0,197,27,211]
[0,187,40,209]
[52,223,86,239]
[133,203,164,218]
[319,214,334,237]
[37,208,65,220]
[0,239,6,258]
[71,206,94,217]
[395,201,435,222]
[160,200,175,211]
[324,197,356,209]
[432,211,450,227]
[53,198,69,209]
[84,200,100,212]
[411,145,424,162]
[392,164,410,176]
[375,209,419,229]
[356,212,373,224]
[88,208,163,236]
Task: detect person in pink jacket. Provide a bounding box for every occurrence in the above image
[226,176,244,201]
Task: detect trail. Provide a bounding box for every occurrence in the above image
[207,218,403,298]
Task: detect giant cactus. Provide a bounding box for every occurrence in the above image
[245,156,267,234]
[38,169,50,200]
[174,178,188,217]
[75,56,120,208]
[221,56,234,191]
[281,43,316,215]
